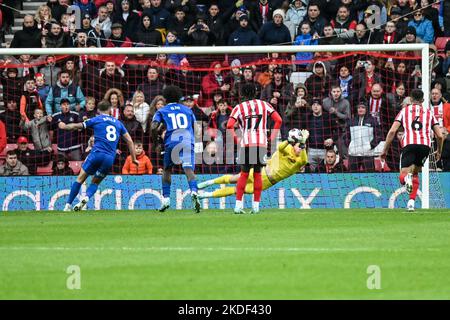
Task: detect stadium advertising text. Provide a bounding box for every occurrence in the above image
[2,174,449,211]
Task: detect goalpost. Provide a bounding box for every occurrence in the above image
[0,44,446,211]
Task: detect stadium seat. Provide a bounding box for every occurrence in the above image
[69,161,83,175]
[36,161,53,175]
[374,158,391,172]
[290,72,312,87]
[435,37,450,53]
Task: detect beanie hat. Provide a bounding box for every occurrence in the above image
[273,9,285,20]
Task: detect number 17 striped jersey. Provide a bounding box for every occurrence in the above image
[83,114,128,157]
[394,104,439,148]
[230,99,276,147]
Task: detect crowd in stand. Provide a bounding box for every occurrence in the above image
[1,0,450,176]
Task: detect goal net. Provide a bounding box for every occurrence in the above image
[0,45,447,211]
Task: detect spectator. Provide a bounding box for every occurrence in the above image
[35,73,51,104]
[206,3,226,45]
[167,6,192,43]
[0,99,25,143]
[39,55,62,87]
[10,15,42,48]
[408,9,434,44]
[106,23,133,65]
[79,14,95,34]
[112,0,140,41]
[337,65,353,100]
[442,41,450,77]
[20,78,44,123]
[322,85,351,157]
[315,148,345,173]
[91,5,112,39]
[52,154,75,175]
[164,31,186,66]
[258,9,292,45]
[431,88,446,127]
[104,88,125,119]
[98,61,128,98]
[386,81,407,114]
[353,58,382,103]
[137,66,165,104]
[285,0,308,40]
[46,71,86,115]
[15,136,52,175]
[41,20,71,48]
[3,55,40,79]
[186,14,216,46]
[79,96,98,121]
[0,120,6,154]
[385,128,404,171]
[0,150,29,176]
[440,127,450,171]
[63,58,82,86]
[374,20,400,44]
[249,0,276,31]
[50,98,83,160]
[132,90,151,132]
[305,61,331,100]
[136,13,164,46]
[181,95,209,125]
[122,141,153,174]
[228,14,260,46]
[165,58,202,97]
[439,0,450,36]
[0,68,23,103]
[285,83,310,130]
[165,0,198,20]
[201,61,231,108]
[47,0,67,22]
[148,95,166,119]
[298,3,327,37]
[143,0,171,32]
[318,23,345,46]
[421,0,441,37]
[207,99,232,141]
[230,66,262,106]
[121,104,144,143]
[35,4,53,30]
[367,83,393,137]
[304,99,337,170]
[260,67,293,117]
[330,5,357,40]
[346,102,382,172]
[293,21,318,66]
[73,0,97,17]
[389,6,408,38]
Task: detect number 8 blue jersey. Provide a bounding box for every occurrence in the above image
[152,103,196,148]
[83,114,128,157]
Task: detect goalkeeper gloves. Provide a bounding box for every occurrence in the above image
[299,129,309,144]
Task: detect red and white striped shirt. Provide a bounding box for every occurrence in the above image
[394,104,439,148]
[230,99,275,147]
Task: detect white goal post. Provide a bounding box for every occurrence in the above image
[0,43,435,208]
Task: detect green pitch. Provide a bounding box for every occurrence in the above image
[1,209,450,299]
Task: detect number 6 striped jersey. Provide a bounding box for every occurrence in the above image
[394,104,439,148]
[83,114,128,156]
[229,99,280,147]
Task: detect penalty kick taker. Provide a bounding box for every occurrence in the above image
[198,128,309,200]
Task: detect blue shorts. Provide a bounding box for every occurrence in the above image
[82,152,115,178]
[163,144,195,169]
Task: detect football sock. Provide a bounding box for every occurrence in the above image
[214,175,232,185]
[236,172,249,201]
[86,183,99,198]
[399,172,407,185]
[252,202,260,212]
[188,180,198,194]
[67,181,82,205]
[253,172,262,202]
[162,182,171,198]
[235,200,243,210]
[410,174,419,200]
[212,187,236,198]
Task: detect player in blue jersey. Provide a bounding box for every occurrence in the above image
[150,85,201,213]
[59,100,139,211]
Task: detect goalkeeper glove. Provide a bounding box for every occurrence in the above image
[299,129,309,144]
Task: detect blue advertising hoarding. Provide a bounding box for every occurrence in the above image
[1,173,449,211]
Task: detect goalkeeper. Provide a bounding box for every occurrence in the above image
[198,129,309,199]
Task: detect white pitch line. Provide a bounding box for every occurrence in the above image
[0,246,441,253]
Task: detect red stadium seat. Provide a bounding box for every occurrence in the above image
[69,161,83,175]
[435,37,450,53]
[37,161,53,175]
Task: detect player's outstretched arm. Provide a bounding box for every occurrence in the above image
[123,132,139,166]
[380,121,401,160]
[58,122,84,131]
[270,111,282,141]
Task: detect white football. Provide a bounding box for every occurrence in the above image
[288,128,302,143]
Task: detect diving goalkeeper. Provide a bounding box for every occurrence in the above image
[198,129,309,199]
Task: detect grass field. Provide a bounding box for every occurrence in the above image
[1,209,450,300]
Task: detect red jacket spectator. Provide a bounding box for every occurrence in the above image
[207,103,232,140]
[201,61,231,108]
[0,120,6,154]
